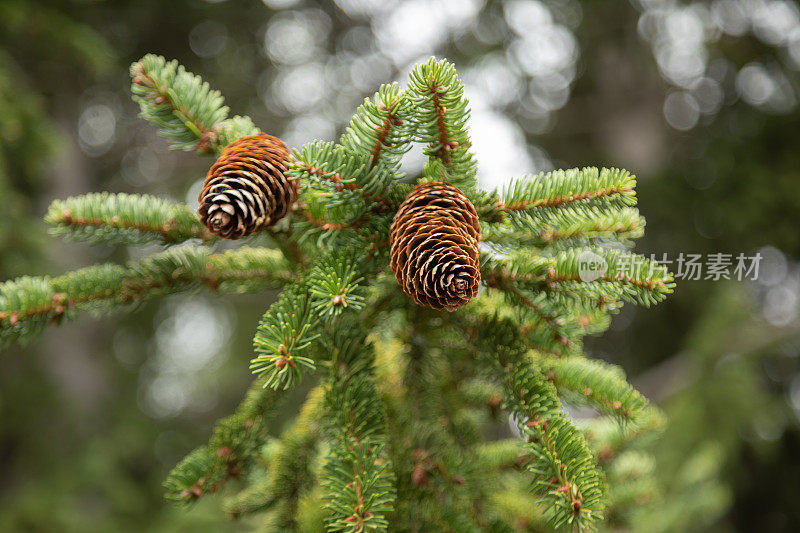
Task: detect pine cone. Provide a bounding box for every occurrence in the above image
[198,133,298,239]
[389,182,481,311]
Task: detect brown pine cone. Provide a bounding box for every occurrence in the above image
[198,133,298,239]
[389,182,481,311]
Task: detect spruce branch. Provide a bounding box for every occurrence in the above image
[164,382,278,505]
[489,490,547,531]
[289,143,394,252]
[469,316,606,530]
[322,439,395,533]
[302,209,363,233]
[474,439,527,471]
[513,305,614,359]
[506,365,606,529]
[498,168,637,215]
[250,285,319,389]
[290,142,360,192]
[165,383,322,509]
[321,332,396,533]
[223,430,317,522]
[605,450,659,512]
[46,192,214,245]
[307,249,367,320]
[290,141,398,206]
[0,246,292,346]
[518,311,589,358]
[130,54,229,154]
[164,447,221,504]
[293,189,391,270]
[208,246,295,294]
[407,58,477,191]
[484,206,645,248]
[12,54,677,530]
[484,248,674,308]
[216,115,260,147]
[534,354,650,424]
[540,248,674,307]
[224,387,325,522]
[264,226,308,267]
[482,264,575,347]
[222,471,274,518]
[340,82,411,172]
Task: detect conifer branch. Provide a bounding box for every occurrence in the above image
[484,206,645,247]
[514,305,614,359]
[307,249,366,320]
[165,379,280,504]
[294,159,360,192]
[483,265,573,345]
[216,115,260,147]
[340,83,411,172]
[302,210,362,232]
[130,54,228,154]
[507,365,606,529]
[222,472,276,520]
[222,472,274,518]
[488,490,547,530]
[469,189,506,224]
[265,226,307,267]
[46,192,215,245]
[321,326,395,532]
[498,168,637,214]
[9,54,677,530]
[534,354,650,424]
[469,316,606,529]
[519,313,587,358]
[290,141,398,206]
[474,439,527,471]
[484,248,674,308]
[224,387,325,522]
[582,408,667,465]
[250,285,319,390]
[293,190,392,270]
[407,58,477,191]
[605,450,658,512]
[0,246,292,345]
[541,249,674,307]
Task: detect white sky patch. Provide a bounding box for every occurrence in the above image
[470,105,534,191]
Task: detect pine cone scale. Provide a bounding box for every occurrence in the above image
[199,133,298,239]
[390,182,481,311]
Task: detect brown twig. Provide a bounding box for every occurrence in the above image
[368,101,402,170]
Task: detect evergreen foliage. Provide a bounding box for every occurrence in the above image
[46,192,214,245]
[340,82,411,172]
[130,54,257,154]
[470,315,606,529]
[1,55,676,531]
[533,354,652,424]
[250,285,318,390]
[407,58,477,191]
[0,245,291,346]
[321,328,395,531]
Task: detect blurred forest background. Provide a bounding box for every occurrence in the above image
[1,0,799,531]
